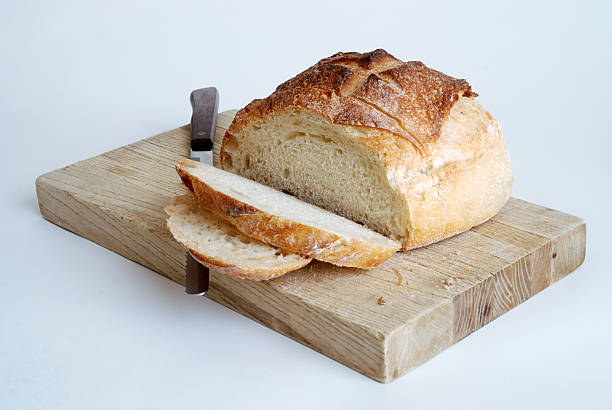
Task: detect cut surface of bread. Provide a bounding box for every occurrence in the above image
[176,159,400,268]
[165,194,311,281]
[220,109,407,241]
[218,49,513,249]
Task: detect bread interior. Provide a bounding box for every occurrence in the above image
[221,110,407,240]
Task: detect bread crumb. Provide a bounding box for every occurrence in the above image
[442,276,466,289]
[442,277,456,289]
[377,296,386,305]
[393,269,403,286]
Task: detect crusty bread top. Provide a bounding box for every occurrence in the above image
[228,49,476,153]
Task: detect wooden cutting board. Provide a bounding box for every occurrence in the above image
[35,110,586,383]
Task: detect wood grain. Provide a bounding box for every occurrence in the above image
[35,110,586,382]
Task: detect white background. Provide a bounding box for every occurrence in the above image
[1,1,611,409]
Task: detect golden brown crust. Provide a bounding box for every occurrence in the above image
[176,160,399,268]
[186,247,304,281]
[227,49,475,153]
[398,96,512,249]
[401,140,512,249]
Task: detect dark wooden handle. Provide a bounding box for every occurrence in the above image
[190,87,219,151]
[185,253,209,295]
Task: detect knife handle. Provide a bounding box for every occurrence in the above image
[190,87,219,151]
[186,252,209,295]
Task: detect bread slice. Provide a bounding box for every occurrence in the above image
[165,194,311,281]
[175,159,400,268]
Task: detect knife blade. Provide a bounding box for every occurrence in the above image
[190,87,219,164]
[184,87,219,295]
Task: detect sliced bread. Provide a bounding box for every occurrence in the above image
[165,194,311,281]
[175,159,400,268]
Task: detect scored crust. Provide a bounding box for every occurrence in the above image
[176,160,400,268]
[225,49,476,153]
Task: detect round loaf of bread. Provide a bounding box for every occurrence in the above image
[218,49,513,249]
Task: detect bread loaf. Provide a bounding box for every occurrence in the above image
[165,194,311,280]
[217,49,513,249]
[176,159,400,268]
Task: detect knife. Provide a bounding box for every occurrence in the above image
[184,87,219,295]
